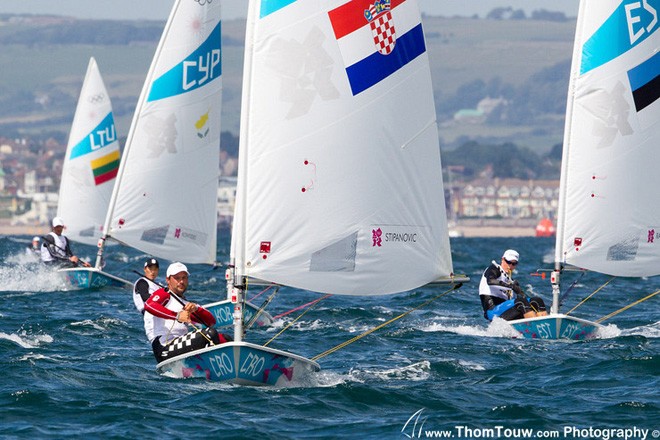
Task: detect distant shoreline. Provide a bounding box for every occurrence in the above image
[0,224,49,236]
[455,226,536,238]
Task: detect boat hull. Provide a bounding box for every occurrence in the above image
[156,341,320,386]
[203,300,274,328]
[57,267,132,290]
[508,314,601,340]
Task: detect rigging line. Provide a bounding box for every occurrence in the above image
[245,286,280,330]
[262,294,331,348]
[595,289,660,324]
[248,284,275,302]
[311,284,462,362]
[565,276,615,316]
[272,294,333,320]
[559,271,585,306]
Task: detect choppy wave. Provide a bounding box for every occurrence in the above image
[0,235,658,438]
[0,329,53,348]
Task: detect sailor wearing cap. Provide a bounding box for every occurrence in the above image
[478,249,547,321]
[40,217,91,267]
[142,262,231,363]
[133,258,161,314]
[26,236,41,258]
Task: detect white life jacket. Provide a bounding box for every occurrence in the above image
[478,260,514,301]
[40,232,68,262]
[133,277,161,313]
[143,293,189,345]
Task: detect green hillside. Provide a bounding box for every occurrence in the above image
[0,14,576,152]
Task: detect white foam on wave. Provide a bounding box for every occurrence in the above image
[266,318,328,333]
[311,360,432,387]
[448,358,486,371]
[420,318,520,338]
[0,255,69,292]
[0,330,53,348]
[621,321,660,338]
[70,317,125,331]
[596,323,622,339]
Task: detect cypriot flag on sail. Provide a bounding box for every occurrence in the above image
[328,0,426,95]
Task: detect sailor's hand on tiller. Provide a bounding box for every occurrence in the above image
[183,303,199,313]
[176,310,192,323]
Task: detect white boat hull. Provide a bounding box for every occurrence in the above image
[156,341,320,386]
[508,314,601,340]
[203,300,274,328]
[57,267,132,290]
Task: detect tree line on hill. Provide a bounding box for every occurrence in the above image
[435,60,571,126]
[0,18,244,47]
[442,141,562,181]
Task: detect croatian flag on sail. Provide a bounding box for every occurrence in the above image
[328,0,426,96]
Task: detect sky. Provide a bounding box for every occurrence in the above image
[0,0,579,20]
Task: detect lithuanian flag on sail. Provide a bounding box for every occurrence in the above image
[91,150,120,185]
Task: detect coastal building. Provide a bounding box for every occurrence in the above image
[217,176,237,228]
[454,178,559,221]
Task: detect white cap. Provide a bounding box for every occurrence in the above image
[166,262,189,278]
[502,249,519,262]
[52,217,65,227]
[32,236,40,242]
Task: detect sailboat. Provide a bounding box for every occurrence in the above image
[156,0,467,385]
[55,57,131,289]
[87,0,269,326]
[509,0,659,339]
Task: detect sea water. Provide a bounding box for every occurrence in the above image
[0,235,657,439]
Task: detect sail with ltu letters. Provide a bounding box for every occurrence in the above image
[54,57,131,289]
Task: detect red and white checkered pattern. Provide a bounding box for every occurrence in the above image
[370,11,396,55]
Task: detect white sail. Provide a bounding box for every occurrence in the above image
[556,0,659,277]
[232,0,453,295]
[57,57,120,246]
[101,0,222,264]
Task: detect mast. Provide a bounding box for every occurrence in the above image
[229,0,260,343]
[551,0,587,314]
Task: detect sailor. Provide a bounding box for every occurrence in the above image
[133,258,161,314]
[26,236,41,258]
[478,249,547,321]
[143,262,231,363]
[40,217,91,268]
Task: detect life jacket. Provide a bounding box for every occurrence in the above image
[478,260,514,301]
[40,232,71,263]
[133,277,161,314]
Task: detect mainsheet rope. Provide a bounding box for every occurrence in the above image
[565,276,615,316]
[596,289,660,324]
[311,284,462,362]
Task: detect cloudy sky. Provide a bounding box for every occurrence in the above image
[0,0,579,20]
